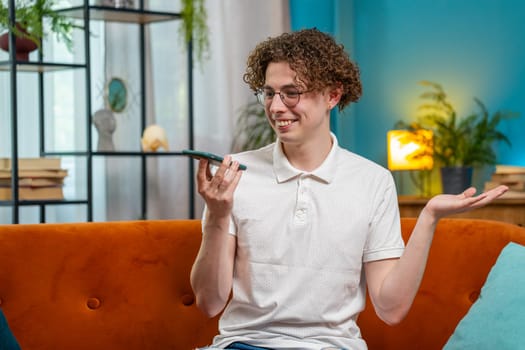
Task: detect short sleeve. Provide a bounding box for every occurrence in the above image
[363,173,405,262]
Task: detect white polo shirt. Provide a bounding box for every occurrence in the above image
[208,135,404,350]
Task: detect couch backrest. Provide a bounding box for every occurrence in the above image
[358,218,525,350]
[0,220,218,350]
[1,218,524,350]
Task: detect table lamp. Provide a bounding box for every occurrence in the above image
[387,129,433,196]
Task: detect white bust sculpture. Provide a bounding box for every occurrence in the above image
[93,109,117,151]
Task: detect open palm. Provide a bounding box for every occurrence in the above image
[425,185,508,220]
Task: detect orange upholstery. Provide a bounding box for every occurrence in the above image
[359,218,525,350]
[0,218,524,350]
[0,220,218,350]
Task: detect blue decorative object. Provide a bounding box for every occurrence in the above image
[444,242,525,349]
[107,77,128,113]
[0,309,21,350]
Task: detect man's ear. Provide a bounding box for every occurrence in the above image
[327,83,343,110]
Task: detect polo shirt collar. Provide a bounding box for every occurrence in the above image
[273,133,339,184]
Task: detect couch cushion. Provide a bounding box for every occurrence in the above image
[0,220,219,350]
[443,242,525,349]
[0,309,20,350]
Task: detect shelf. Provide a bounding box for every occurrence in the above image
[42,151,187,157]
[398,195,525,226]
[41,151,90,157]
[92,151,187,157]
[0,199,88,206]
[2,1,193,223]
[399,195,525,205]
[58,6,181,24]
[0,61,86,72]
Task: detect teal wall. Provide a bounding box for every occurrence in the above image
[290,0,357,144]
[290,0,525,191]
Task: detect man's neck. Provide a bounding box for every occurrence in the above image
[281,133,334,172]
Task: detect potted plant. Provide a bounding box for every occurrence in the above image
[180,0,210,68]
[0,0,80,60]
[396,81,519,194]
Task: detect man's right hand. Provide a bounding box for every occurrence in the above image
[196,154,243,220]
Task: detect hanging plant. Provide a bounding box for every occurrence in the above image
[180,0,210,67]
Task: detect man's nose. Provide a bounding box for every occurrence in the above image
[269,93,287,113]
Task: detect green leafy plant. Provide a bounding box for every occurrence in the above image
[232,100,276,152]
[0,0,80,51]
[180,0,210,67]
[396,81,519,167]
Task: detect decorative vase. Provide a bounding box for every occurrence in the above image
[0,27,38,61]
[440,166,473,194]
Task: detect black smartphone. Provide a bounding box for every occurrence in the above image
[182,149,247,170]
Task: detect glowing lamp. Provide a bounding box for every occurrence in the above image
[387,129,433,171]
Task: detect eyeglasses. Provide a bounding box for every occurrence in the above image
[255,87,306,108]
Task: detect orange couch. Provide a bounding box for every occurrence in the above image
[1,218,524,350]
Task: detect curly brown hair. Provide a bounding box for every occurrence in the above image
[243,28,362,111]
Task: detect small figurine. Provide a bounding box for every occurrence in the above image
[93,109,117,151]
[141,124,169,152]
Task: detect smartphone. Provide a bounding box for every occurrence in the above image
[182,149,247,171]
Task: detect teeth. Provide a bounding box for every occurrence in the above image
[276,120,292,127]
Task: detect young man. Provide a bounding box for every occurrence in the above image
[190,28,507,350]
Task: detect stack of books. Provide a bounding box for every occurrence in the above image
[484,164,525,199]
[0,158,68,200]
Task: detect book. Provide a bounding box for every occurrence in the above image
[499,190,525,199]
[485,181,525,192]
[490,173,525,183]
[0,186,64,200]
[0,177,65,187]
[0,157,62,171]
[485,180,525,191]
[0,169,68,179]
[495,164,525,174]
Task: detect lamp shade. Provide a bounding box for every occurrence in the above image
[387,129,433,171]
